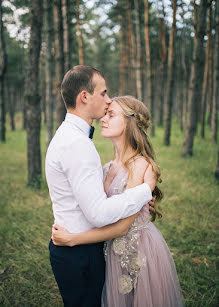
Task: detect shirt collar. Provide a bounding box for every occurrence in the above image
[64,113,90,137]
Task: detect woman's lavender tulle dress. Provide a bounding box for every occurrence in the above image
[102,162,184,307]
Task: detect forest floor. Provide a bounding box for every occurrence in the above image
[0,114,218,307]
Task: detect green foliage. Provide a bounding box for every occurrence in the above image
[10,0,30,9]
[5,33,26,87]
[0,114,218,306]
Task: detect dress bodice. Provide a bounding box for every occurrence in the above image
[103,161,152,294]
[103,161,151,226]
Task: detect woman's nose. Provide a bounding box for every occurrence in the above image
[100,116,106,123]
[100,114,108,123]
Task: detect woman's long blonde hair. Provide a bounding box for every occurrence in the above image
[113,95,163,221]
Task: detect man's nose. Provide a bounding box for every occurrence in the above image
[105,95,111,104]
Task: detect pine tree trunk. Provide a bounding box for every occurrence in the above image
[183,76,189,131]
[8,86,15,131]
[182,0,208,157]
[157,62,165,127]
[62,0,71,71]
[163,0,177,146]
[126,0,136,96]
[215,148,219,179]
[76,0,84,65]
[0,0,7,142]
[157,11,167,127]
[200,1,211,138]
[53,0,65,128]
[45,0,54,147]
[211,0,219,142]
[134,0,142,100]
[25,0,42,188]
[119,14,127,95]
[178,59,184,131]
[40,57,46,124]
[144,0,154,136]
[180,2,188,131]
[207,1,213,126]
[23,103,27,129]
[140,0,146,103]
[20,47,26,130]
[193,0,198,38]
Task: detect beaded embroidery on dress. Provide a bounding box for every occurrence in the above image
[102,161,184,307]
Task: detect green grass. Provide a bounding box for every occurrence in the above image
[0,114,218,306]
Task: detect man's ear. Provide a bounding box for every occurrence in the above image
[79,90,88,104]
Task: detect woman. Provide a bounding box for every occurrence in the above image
[52,96,183,307]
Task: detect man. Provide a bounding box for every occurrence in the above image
[45,65,155,307]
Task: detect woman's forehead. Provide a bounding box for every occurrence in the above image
[108,100,123,113]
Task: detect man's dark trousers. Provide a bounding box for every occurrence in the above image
[49,240,105,307]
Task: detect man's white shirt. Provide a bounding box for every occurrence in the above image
[45,113,152,233]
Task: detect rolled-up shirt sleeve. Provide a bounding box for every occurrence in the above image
[60,138,152,227]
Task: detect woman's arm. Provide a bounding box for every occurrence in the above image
[52,158,156,247]
[52,213,138,246]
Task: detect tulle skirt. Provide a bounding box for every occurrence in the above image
[102,221,184,307]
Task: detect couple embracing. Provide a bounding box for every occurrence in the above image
[45,65,183,307]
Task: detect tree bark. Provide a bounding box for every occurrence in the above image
[163,0,177,146]
[193,0,198,38]
[0,0,7,142]
[207,1,213,126]
[25,0,42,188]
[53,0,65,128]
[215,149,219,179]
[180,2,188,131]
[157,11,166,127]
[8,86,15,131]
[23,103,27,129]
[76,0,84,65]
[178,54,184,131]
[40,56,46,124]
[45,0,54,147]
[200,1,212,138]
[119,14,127,95]
[144,0,154,136]
[62,0,71,71]
[126,0,136,96]
[211,0,219,142]
[134,0,142,100]
[182,0,208,157]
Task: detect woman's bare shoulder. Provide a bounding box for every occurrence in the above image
[132,156,149,172]
[127,156,149,188]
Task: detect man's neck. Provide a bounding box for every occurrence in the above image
[67,108,93,126]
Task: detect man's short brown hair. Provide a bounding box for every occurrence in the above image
[61,65,103,109]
